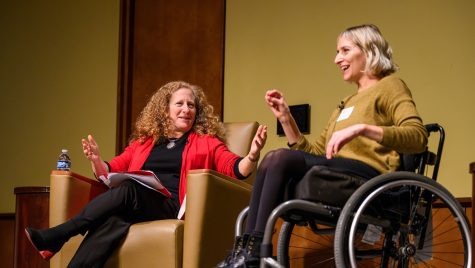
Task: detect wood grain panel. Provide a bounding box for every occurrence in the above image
[13,187,50,268]
[117,0,225,152]
[0,214,14,268]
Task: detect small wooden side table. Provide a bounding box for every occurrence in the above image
[13,186,50,268]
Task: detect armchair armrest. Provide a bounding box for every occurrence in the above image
[49,171,108,227]
[183,169,252,268]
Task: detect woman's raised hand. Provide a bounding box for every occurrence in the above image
[82,135,109,176]
[265,89,301,144]
[265,90,290,120]
[82,135,101,163]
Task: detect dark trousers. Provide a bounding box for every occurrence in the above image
[65,180,179,268]
[245,148,380,234]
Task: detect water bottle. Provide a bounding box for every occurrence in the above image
[57,149,71,171]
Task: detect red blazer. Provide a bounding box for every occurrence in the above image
[108,131,241,204]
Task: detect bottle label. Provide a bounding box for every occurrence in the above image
[57,160,71,170]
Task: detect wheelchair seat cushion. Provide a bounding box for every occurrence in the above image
[293,165,370,207]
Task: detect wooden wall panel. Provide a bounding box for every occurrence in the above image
[117,0,225,152]
[13,187,50,268]
[0,214,14,268]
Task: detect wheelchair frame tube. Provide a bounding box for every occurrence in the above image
[235,206,249,237]
[261,200,336,267]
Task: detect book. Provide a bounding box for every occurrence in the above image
[98,170,172,198]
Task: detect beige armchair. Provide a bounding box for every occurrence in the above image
[49,122,258,268]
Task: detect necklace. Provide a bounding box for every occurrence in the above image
[166,138,178,149]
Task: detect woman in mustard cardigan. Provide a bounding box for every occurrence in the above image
[218,24,428,268]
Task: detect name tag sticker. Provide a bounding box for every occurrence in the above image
[337,106,354,122]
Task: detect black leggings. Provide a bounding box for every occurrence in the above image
[245,148,380,235]
[66,180,179,268]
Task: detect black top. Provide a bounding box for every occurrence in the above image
[141,132,190,206]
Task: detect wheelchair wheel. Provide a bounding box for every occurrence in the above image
[334,171,472,268]
[277,220,337,267]
[277,221,294,267]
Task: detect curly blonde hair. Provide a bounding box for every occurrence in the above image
[131,81,225,143]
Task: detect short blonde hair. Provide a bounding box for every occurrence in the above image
[339,24,398,78]
[131,81,225,143]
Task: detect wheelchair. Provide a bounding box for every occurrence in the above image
[234,124,472,267]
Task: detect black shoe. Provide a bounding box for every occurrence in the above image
[232,252,259,268]
[24,227,64,260]
[216,234,249,268]
[229,234,262,268]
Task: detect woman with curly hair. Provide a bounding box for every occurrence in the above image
[25,81,267,268]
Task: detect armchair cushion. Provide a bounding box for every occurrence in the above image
[106,220,184,268]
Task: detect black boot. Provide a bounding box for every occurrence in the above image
[232,234,262,268]
[216,234,250,267]
[24,219,84,260]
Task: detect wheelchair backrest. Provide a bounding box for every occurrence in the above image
[398,123,445,181]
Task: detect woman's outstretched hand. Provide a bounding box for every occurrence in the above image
[238,125,267,177]
[247,125,268,162]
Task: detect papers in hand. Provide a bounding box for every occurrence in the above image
[99,170,172,198]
